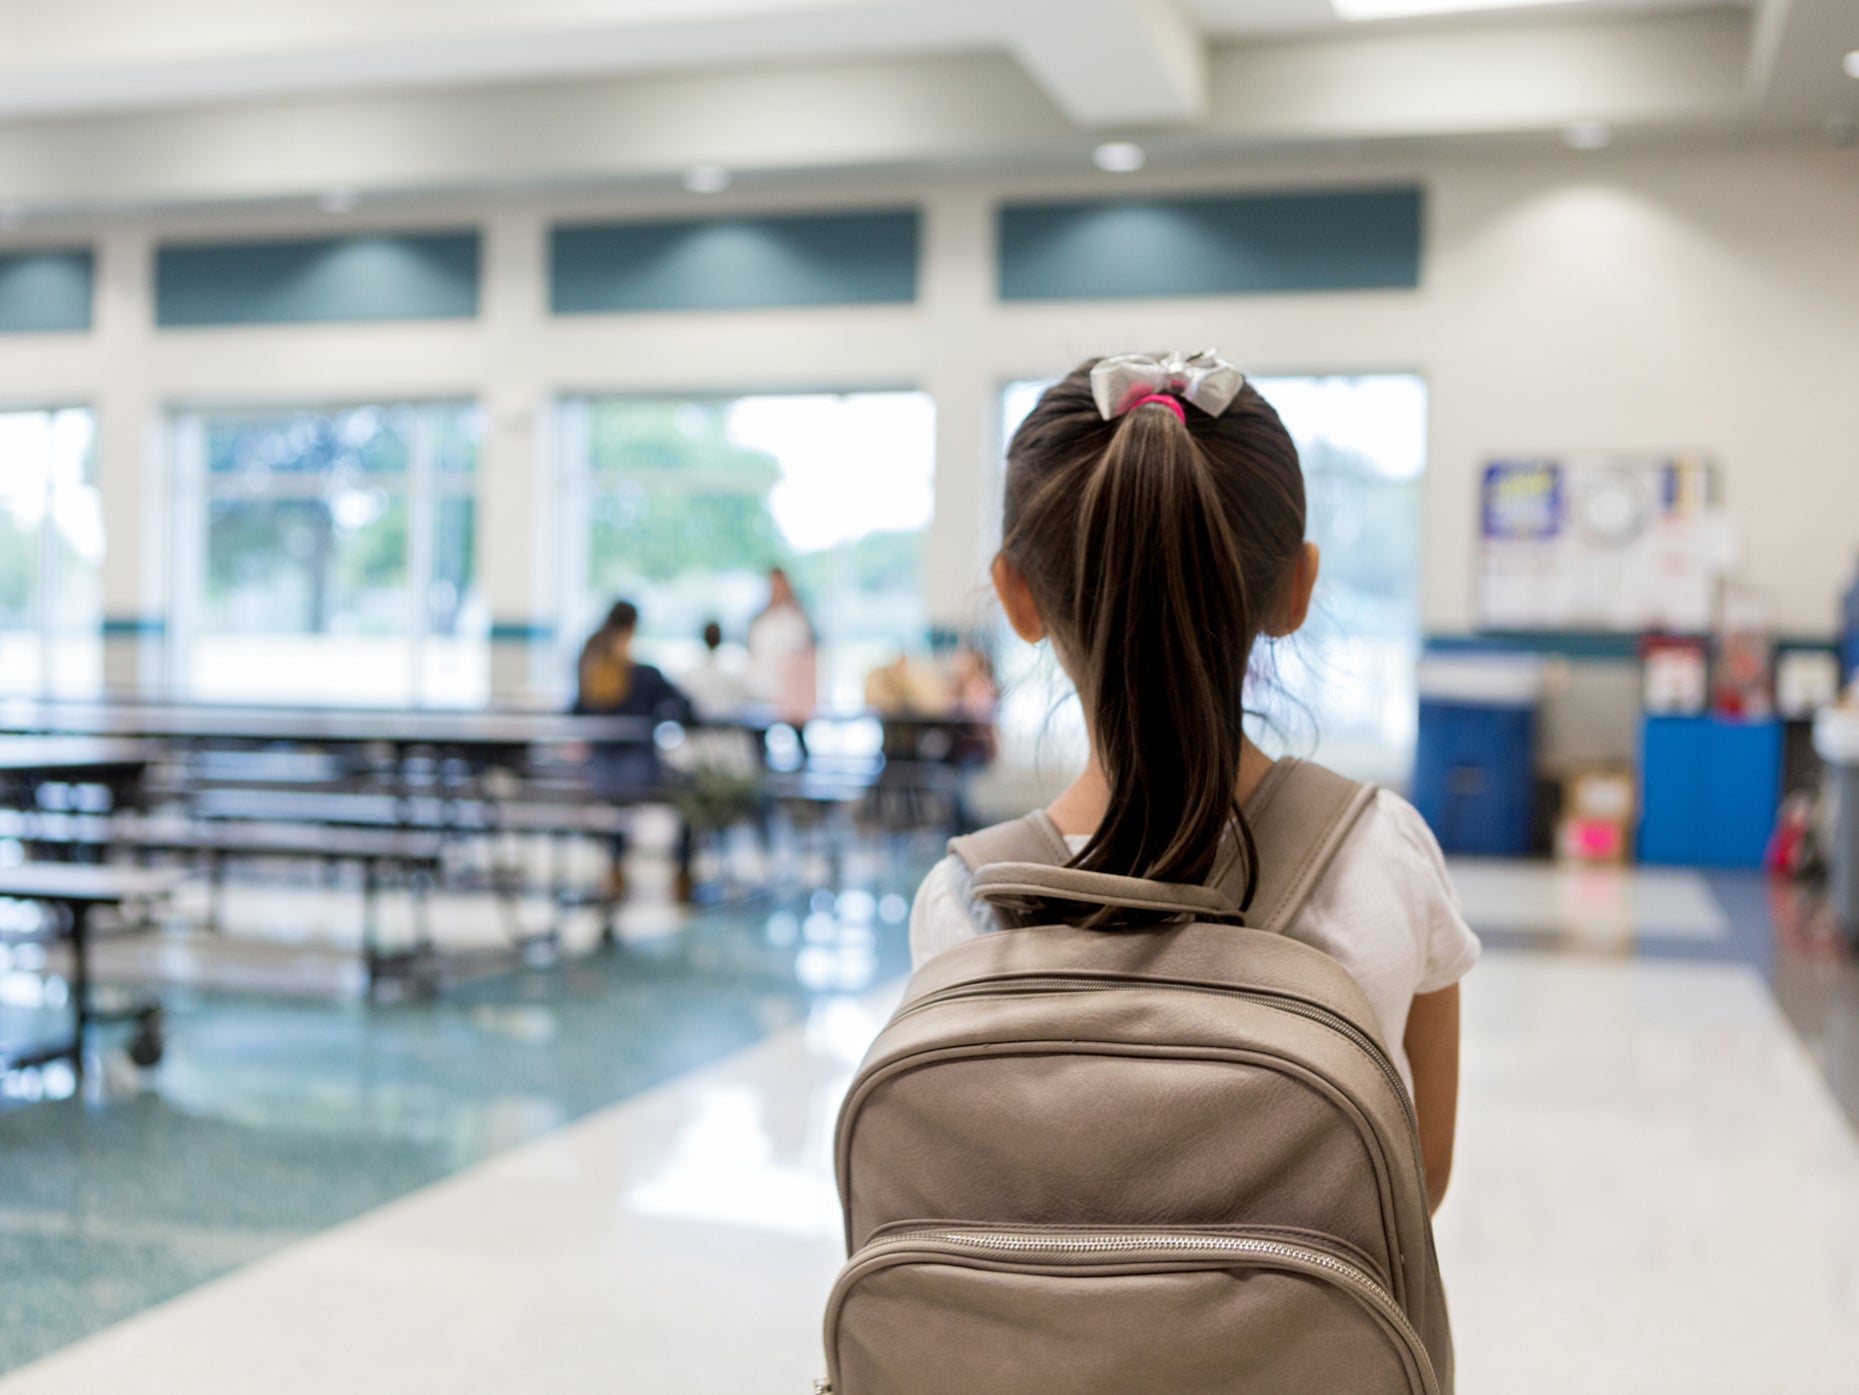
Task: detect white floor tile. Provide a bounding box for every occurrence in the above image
[1440,955,1859,1393]
[1447,859,1730,943]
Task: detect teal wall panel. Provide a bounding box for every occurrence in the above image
[1426,631,1650,661]
[156,232,479,327]
[101,616,168,638]
[490,622,555,643]
[551,210,920,313]
[1427,630,1837,662]
[0,249,94,333]
[998,187,1423,301]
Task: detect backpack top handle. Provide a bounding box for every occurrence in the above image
[970,861,1246,925]
[954,759,1377,935]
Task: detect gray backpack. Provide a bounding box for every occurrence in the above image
[824,759,1453,1394]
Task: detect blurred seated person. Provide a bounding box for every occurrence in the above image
[573,600,697,904]
[865,651,958,786]
[667,621,766,844]
[947,642,1000,768]
[679,620,756,719]
[864,652,952,716]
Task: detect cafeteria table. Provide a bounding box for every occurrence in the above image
[0,737,164,823]
[0,862,182,1081]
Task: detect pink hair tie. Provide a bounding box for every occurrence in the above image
[1130,393,1187,423]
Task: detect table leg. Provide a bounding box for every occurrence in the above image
[206,849,226,934]
[68,901,91,1083]
[361,856,381,997]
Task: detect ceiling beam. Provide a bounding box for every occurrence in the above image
[1743,0,1859,127]
[1205,9,1752,140]
[0,52,1074,212]
[1004,0,1209,128]
[0,0,1000,122]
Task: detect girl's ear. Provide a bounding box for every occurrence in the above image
[992,554,1047,643]
[1265,542,1320,638]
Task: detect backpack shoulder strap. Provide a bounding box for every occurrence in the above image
[1231,758,1378,934]
[948,810,1073,875]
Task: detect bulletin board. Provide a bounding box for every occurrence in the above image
[1476,456,1722,632]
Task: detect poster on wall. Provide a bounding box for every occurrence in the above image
[1476,455,1720,632]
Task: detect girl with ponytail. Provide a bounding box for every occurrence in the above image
[909,353,1481,1211]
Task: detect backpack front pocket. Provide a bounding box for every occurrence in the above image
[822,1223,1437,1395]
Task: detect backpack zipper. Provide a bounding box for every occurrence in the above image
[834,1226,1439,1395]
[862,1216,1387,1278]
[895,976,1421,1145]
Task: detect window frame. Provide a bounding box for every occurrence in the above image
[166,397,484,708]
[0,401,102,699]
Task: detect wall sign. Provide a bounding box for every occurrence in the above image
[1477,455,1721,633]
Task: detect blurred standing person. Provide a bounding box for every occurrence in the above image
[747,566,818,722]
[573,600,698,904]
[680,620,755,719]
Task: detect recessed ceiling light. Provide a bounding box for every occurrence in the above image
[1844,50,1859,79]
[1564,121,1613,151]
[1092,142,1146,174]
[683,165,730,194]
[1333,0,1584,17]
[317,189,360,214]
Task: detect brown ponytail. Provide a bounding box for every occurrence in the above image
[1001,362,1306,926]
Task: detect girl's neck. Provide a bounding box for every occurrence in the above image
[1046,737,1277,840]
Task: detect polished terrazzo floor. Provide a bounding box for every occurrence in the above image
[0,855,919,1376]
[2,854,1857,1391]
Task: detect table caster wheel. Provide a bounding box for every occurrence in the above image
[128,1022,164,1069]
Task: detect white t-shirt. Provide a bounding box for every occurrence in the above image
[679,651,755,718]
[909,788,1481,1092]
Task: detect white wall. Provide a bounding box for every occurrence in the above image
[2,135,1854,697]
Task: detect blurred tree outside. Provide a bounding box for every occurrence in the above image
[585,400,790,639]
[201,408,468,635]
[589,487,787,586]
[0,515,37,627]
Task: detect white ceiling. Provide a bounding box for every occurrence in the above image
[0,0,1852,213]
[0,0,1003,121]
[1186,0,1741,36]
[0,0,1769,122]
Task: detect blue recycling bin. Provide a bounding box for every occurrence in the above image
[1412,696,1538,856]
[1637,715,1782,867]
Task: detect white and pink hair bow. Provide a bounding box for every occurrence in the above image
[1089,350,1247,421]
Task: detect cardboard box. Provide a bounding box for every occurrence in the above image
[1558,766,1636,864]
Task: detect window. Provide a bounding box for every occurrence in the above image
[996,375,1426,784]
[0,407,103,696]
[169,402,486,706]
[557,392,936,710]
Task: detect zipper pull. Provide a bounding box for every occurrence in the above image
[812,1381,832,1394]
